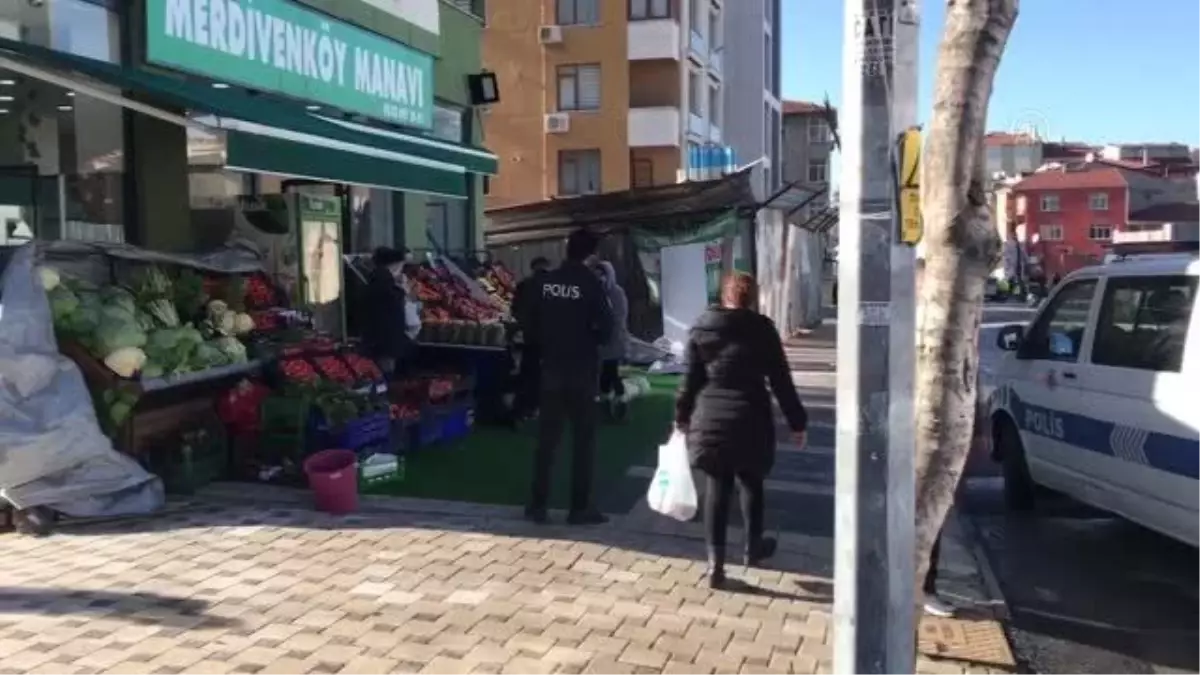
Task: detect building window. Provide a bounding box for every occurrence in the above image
[1040,194,1060,212]
[690,0,704,33]
[557,64,601,111]
[631,157,654,187]
[808,119,829,143]
[708,7,720,49]
[764,34,773,97]
[1091,275,1196,373]
[0,0,122,62]
[1016,195,1027,215]
[708,84,720,128]
[688,70,703,116]
[558,150,601,196]
[557,0,599,25]
[1089,192,1109,210]
[629,0,669,19]
[432,105,465,143]
[1089,224,1113,241]
[1040,224,1064,241]
[0,74,129,243]
[807,158,828,184]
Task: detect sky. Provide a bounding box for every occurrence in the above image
[781,0,1200,147]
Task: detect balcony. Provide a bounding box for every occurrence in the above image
[687,112,706,137]
[709,124,722,144]
[628,20,681,61]
[628,107,681,148]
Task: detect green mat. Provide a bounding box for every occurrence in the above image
[365,373,681,508]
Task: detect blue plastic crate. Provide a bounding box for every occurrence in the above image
[415,410,445,447]
[440,403,474,443]
[340,412,390,449]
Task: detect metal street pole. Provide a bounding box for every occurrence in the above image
[833,0,920,672]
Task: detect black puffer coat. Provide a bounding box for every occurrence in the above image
[675,308,808,476]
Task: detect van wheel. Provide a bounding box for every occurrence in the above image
[996,419,1036,511]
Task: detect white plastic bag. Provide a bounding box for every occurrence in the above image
[647,431,697,521]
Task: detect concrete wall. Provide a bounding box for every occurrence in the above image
[722,0,767,200]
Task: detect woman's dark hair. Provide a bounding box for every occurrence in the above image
[721,272,758,310]
[565,229,599,262]
[372,246,407,267]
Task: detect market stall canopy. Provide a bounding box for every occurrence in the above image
[0,39,498,199]
[484,169,759,246]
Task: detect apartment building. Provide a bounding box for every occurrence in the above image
[481,0,729,209]
[724,0,783,201]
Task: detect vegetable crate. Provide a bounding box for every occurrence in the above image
[312,410,393,456]
[412,398,475,449]
[146,413,229,495]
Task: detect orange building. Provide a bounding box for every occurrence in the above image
[482,0,727,209]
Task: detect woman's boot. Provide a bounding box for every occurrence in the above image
[744,536,778,567]
[706,546,727,589]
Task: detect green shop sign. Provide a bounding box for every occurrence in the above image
[146,0,434,128]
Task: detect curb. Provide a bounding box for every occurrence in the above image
[952,509,1011,621]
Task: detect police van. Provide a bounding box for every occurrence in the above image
[988,254,1199,547]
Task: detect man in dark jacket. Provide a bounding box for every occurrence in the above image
[362,247,413,376]
[526,230,613,525]
[510,257,551,420]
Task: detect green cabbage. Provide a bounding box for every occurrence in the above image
[213,336,248,364]
[192,342,230,369]
[95,317,147,357]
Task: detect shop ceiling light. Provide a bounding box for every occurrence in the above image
[212,82,231,89]
[0,95,12,102]
[306,105,321,111]
[57,105,72,112]
[0,109,8,114]
[0,79,15,86]
[66,91,75,97]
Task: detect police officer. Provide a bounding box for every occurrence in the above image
[525,229,613,525]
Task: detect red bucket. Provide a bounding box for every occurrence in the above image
[303,449,359,515]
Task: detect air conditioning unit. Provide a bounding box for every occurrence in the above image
[538,25,563,44]
[544,113,570,134]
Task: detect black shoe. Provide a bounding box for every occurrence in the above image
[706,566,727,589]
[566,510,608,526]
[524,506,548,524]
[744,536,778,567]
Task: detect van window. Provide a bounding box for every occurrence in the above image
[1092,275,1197,373]
[1020,279,1097,362]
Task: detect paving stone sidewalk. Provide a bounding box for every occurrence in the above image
[0,486,1014,675]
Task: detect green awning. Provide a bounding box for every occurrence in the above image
[0,39,496,196]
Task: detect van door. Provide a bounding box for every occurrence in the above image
[1009,278,1100,489]
[1079,273,1199,546]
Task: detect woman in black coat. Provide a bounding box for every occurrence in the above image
[675,272,809,587]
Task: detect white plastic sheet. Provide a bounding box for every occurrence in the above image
[0,245,163,516]
[646,431,697,521]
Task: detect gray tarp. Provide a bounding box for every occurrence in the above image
[0,244,163,516]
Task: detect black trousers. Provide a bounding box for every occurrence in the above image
[703,469,765,564]
[530,367,598,513]
[515,344,542,416]
[598,360,625,399]
[924,530,942,594]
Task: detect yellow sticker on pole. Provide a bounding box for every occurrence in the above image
[896,127,922,245]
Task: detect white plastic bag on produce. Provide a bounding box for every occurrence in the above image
[646,431,697,521]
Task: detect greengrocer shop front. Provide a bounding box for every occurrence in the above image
[0,0,504,509]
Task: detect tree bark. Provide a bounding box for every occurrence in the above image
[914,0,1019,594]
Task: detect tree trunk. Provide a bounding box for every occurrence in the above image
[914,0,1019,594]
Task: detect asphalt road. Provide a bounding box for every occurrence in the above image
[966,303,1200,674]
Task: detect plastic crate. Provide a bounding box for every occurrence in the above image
[440,403,475,443]
[415,408,446,447]
[339,412,390,450]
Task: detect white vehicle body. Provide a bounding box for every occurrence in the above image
[987,255,1199,547]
